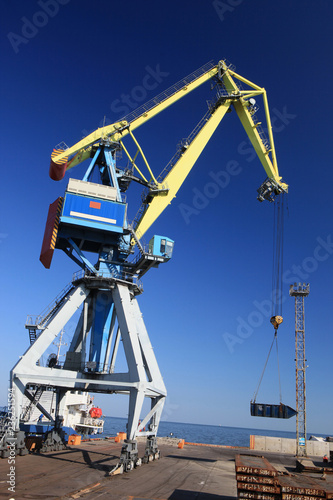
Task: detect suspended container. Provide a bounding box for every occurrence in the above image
[250,402,297,419]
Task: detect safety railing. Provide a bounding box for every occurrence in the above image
[26,281,75,329]
[120,61,216,125]
[79,416,104,427]
[72,268,143,292]
[215,76,271,152]
[157,107,212,184]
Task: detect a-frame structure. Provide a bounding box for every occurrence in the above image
[11,142,172,468]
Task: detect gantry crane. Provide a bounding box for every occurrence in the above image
[10,59,288,470]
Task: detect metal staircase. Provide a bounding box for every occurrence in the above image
[21,386,44,421]
[28,326,38,344]
[25,281,75,331]
[0,407,9,442]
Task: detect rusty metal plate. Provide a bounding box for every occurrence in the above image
[238,492,279,500]
[237,482,280,494]
[279,475,326,497]
[235,454,278,477]
[237,474,278,485]
[282,496,322,500]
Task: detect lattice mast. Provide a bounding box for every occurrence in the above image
[289,283,310,458]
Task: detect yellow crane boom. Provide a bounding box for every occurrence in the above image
[49,59,288,242]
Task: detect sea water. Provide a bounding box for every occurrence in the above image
[98,417,328,447]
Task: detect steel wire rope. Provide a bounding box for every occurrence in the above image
[252,332,276,403]
[274,195,285,402]
[272,194,285,317]
[253,194,285,404]
[271,200,277,317]
[275,335,283,403]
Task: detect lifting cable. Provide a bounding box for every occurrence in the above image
[271,193,285,318]
[252,194,285,404]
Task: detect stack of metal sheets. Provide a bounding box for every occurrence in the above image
[235,454,333,500]
[279,474,333,500]
[235,454,281,500]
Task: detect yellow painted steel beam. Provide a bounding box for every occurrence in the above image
[120,140,148,183]
[134,101,231,240]
[54,122,127,164]
[262,90,278,175]
[238,90,264,97]
[222,69,287,192]
[128,130,157,185]
[121,67,218,132]
[67,147,92,170]
[233,99,281,182]
[51,66,220,169]
[228,69,263,91]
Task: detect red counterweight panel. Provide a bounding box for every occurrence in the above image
[49,149,68,181]
[40,197,63,269]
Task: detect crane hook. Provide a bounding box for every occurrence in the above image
[270,315,283,331]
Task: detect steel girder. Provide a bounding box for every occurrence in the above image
[11,280,166,441]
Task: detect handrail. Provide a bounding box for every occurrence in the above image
[72,269,143,292]
[157,107,212,184]
[120,61,216,125]
[25,281,75,329]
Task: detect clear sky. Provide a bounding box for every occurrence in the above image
[1,0,332,436]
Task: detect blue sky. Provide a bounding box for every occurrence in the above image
[1,0,332,436]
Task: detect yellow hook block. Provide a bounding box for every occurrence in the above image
[270,315,283,330]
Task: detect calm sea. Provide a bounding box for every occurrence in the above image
[99,417,329,447]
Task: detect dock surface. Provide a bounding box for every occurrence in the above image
[0,438,331,500]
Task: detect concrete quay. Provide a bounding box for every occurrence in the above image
[250,435,333,457]
[0,437,331,500]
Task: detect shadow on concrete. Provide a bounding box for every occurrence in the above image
[169,490,236,500]
[39,447,119,472]
[166,455,216,463]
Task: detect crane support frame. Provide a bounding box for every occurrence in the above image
[11,278,166,448]
[290,283,310,458]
